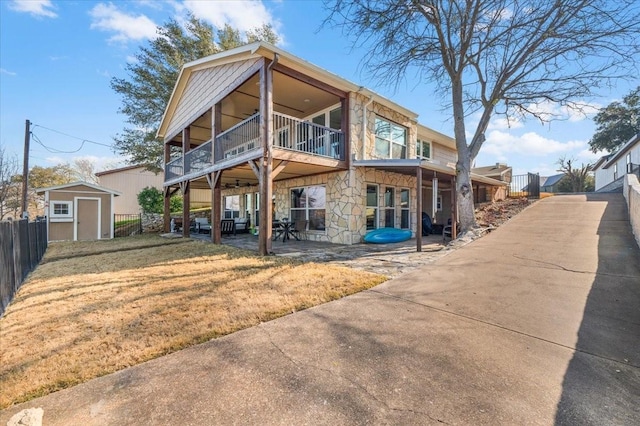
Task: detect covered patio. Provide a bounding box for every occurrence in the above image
[188,230,452,277]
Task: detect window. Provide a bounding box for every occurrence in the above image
[627,153,632,173]
[50,201,73,222]
[416,139,431,160]
[437,195,443,211]
[366,184,378,230]
[400,189,410,229]
[311,106,342,130]
[383,187,395,227]
[290,186,326,231]
[224,195,240,219]
[375,117,406,159]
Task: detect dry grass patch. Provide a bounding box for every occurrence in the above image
[0,235,385,409]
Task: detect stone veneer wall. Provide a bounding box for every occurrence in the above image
[271,167,418,245]
[350,93,418,161]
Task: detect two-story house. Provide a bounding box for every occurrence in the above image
[157,42,506,254]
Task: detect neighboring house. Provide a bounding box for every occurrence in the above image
[539,174,566,193]
[35,182,121,242]
[96,165,211,213]
[157,42,507,252]
[593,133,640,192]
[472,163,512,202]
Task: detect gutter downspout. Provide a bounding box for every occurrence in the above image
[362,93,374,161]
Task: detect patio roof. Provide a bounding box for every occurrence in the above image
[353,159,508,186]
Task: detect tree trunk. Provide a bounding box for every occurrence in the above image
[451,80,477,234]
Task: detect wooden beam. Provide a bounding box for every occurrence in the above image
[273,63,348,98]
[247,159,261,179]
[272,160,289,179]
[416,166,422,252]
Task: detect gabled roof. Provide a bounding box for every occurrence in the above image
[157,41,420,140]
[472,163,511,179]
[601,132,640,169]
[541,174,565,188]
[35,181,122,196]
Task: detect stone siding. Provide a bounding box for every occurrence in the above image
[350,93,417,161]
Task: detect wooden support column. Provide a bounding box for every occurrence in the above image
[179,181,189,237]
[181,127,192,237]
[207,171,221,244]
[451,175,457,239]
[163,143,171,233]
[416,166,422,252]
[258,57,275,255]
[416,166,423,252]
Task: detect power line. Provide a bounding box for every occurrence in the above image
[31,123,113,148]
[31,132,87,154]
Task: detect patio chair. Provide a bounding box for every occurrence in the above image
[221,219,236,236]
[272,220,283,241]
[290,219,308,240]
[195,217,212,234]
[443,218,459,243]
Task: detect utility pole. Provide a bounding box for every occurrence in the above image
[21,119,30,219]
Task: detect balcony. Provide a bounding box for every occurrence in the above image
[165,112,345,183]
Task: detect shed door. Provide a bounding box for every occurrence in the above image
[77,199,99,240]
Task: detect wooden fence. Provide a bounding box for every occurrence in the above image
[0,218,47,317]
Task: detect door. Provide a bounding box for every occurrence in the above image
[77,199,99,240]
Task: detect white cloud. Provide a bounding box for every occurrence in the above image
[482,130,585,158]
[523,100,601,123]
[179,0,283,42]
[0,68,17,76]
[487,116,525,131]
[89,3,158,43]
[8,0,57,18]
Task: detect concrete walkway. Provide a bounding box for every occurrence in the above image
[2,193,639,425]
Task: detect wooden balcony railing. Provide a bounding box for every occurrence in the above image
[165,112,345,183]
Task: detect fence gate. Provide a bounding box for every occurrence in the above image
[509,173,541,200]
[114,214,143,237]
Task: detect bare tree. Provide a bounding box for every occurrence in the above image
[72,158,99,184]
[557,156,592,193]
[325,0,640,234]
[0,145,21,220]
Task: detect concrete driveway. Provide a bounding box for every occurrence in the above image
[2,193,639,425]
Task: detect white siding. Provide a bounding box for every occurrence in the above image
[166,58,262,140]
[595,141,640,191]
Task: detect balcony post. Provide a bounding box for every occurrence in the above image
[182,127,191,174]
[212,103,221,164]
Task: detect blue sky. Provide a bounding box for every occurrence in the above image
[1,0,637,177]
